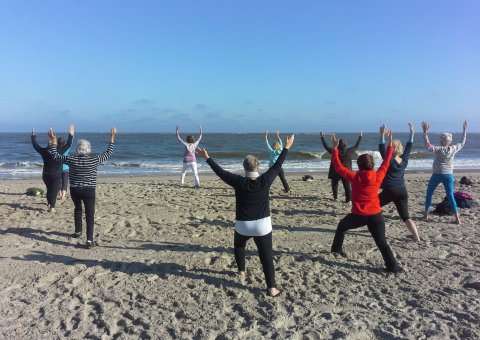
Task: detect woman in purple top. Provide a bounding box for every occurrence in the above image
[176,125,202,188]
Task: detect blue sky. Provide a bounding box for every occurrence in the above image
[0,1,478,132]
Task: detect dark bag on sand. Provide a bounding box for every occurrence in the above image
[460,176,473,186]
[302,175,314,181]
[434,198,452,215]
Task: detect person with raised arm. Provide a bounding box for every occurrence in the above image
[48,126,117,248]
[378,123,420,242]
[31,125,74,212]
[176,125,202,188]
[422,120,467,224]
[265,130,289,193]
[320,131,362,203]
[196,134,295,297]
[330,130,402,273]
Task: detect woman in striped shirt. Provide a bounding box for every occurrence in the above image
[48,126,117,248]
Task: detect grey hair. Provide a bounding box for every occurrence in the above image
[76,139,91,155]
[440,133,452,146]
[243,155,259,172]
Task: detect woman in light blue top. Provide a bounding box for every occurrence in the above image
[422,120,467,224]
[265,131,289,193]
[57,136,73,199]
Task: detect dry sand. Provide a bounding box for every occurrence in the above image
[0,172,479,339]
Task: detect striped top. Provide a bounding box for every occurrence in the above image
[49,143,114,188]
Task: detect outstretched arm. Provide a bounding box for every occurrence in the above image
[176,125,188,146]
[97,127,116,164]
[422,121,435,151]
[378,124,387,159]
[376,130,394,183]
[47,128,67,164]
[352,131,362,150]
[264,131,273,152]
[31,128,43,153]
[197,148,239,187]
[194,125,203,146]
[320,132,333,154]
[65,124,75,150]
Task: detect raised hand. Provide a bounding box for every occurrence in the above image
[69,124,75,136]
[31,128,35,136]
[284,134,295,149]
[176,126,179,136]
[331,134,339,148]
[360,131,363,137]
[421,121,429,134]
[408,122,414,134]
[199,125,203,135]
[48,127,57,144]
[463,120,468,131]
[196,147,210,159]
[276,131,280,140]
[110,127,117,143]
[379,124,386,136]
[320,131,324,138]
[387,129,393,146]
[264,131,268,139]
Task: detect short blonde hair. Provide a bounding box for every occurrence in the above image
[76,139,91,156]
[243,155,259,172]
[392,140,404,157]
[272,141,281,150]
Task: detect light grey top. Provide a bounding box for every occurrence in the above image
[424,131,466,174]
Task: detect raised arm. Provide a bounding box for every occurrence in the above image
[96,127,116,164]
[264,131,273,152]
[351,131,362,150]
[197,148,239,187]
[331,134,355,181]
[276,131,283,148]
[422,121,436,151]
[65,124,75,150]
[376,130,394,183]
[378,124,387,159]
[176,125,188,147]
[401,122,414,161]
[31,128,43,153]
[47,128,67,164]
[193,125,203,147]
[320,132,333,154]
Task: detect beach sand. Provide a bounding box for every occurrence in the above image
[0,172,479,339]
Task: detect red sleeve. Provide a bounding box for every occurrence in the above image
[332,148,355,182]
[376,145,393,183]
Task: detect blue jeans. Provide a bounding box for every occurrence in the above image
[425,173,457,214]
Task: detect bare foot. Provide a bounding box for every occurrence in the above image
[423,211,429,221]
[50,207,56,213]
[266,288,283,297]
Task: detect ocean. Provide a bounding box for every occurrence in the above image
[1,132,478,179]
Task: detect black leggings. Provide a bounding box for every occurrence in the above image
[234,231,275,289]
[42,173,61,208]
[331,177,351,202]
[379,186,410,221]
[277,168,290,192]
[70,187,96,242]
[331,213,400,271]
[60,171,69,191]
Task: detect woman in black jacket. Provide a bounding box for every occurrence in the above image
[31,125,74,212]
[320,131,362,203]
[196,134,295,298]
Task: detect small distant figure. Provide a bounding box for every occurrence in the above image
[57,134,74,200]
[422,120,467,224]
[330,130,402,273]
[31,125,74,212]
[48,125,117,248]
[378,123,420,242]
[320,131,362,203]
[176,125,202,188]
[265,131,290,193]
[196,134,295,297]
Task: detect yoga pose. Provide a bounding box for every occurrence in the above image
[330,131,402,273]
[31,125,73,212]
[422,120,467,224]
[176,125,202,188]
[48,126,117,248]
[57,135,73,200]
[378,123,420,242]
[196,134,295,297]
[320,131,362,202]
[265,131,289,193]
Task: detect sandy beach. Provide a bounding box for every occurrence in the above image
[0,172,479,339]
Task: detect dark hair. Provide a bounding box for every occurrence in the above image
[57,137,66,147]
[186,135,194,143]
[357,154,374,170]
[338,139,347,150]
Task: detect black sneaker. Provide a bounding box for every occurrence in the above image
[332,250,348,258]
[85,240,96,249]
[385,266,404,274]
[73,232,81,238]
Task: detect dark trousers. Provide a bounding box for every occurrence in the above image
[234,231,275,288]
[277,168,290,192]
[379,186,410,221]
[42,173,61,208]
[332,177,351,202]
[331,213,399,271]
[60,171,69,191]
[70,187,96,242]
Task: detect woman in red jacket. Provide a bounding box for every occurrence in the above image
[330,130,401,273]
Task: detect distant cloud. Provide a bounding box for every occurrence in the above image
[194,104,208,110]
[322,101,337,106]
[133,99,154,106]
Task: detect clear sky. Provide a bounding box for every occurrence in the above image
[0,0,479,132]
